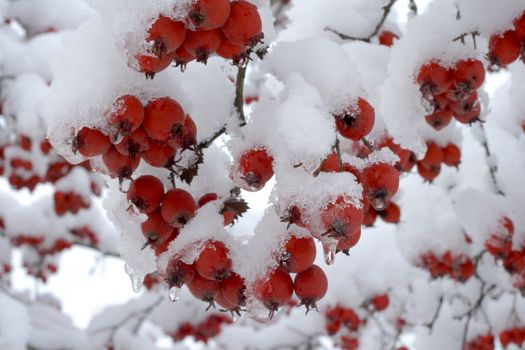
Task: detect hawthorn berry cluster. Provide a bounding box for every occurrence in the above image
[416,142,461,182]
[74,95,196,180]
[417,251,475,282]
[417,58,485,129]
[464,334,495,350]
[500,326,525,348]
[171,313,232,344]
[324,295,394,350]
[487,11,525,69]
[134,0,264,77]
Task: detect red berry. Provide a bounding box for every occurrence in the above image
[19,134,32,151]
[442,143,461,167]
[371,294,389,311]
[237,148,274,191]
[74,127,111,157]
[160,189,198,228]
[198,193,219,207]
[168,115,197,150]
[187,273,220,305]
[127,175,165,213]
[183,29,222,64]
[422,142,443,167]
[320,196,364,239]
[359,163,399,211]
[254,267,293,317]
[514,11,525,39]
[40,140,52,154]
[142,141,176,168]
[107,95,144,141]
[195,240,232,281]
[334,98,375,141]
[165,259,196,288]
[424,108,453,130]
[173,45,196,68]
[141,209,174,246]
[449,90,479,116]
[378,30,399,46]
[378,202,400,224]
[136,51,177,79]
[188,0,231,30]
[279,235,316,273]
[220,272,246,307]
[143,97,186,142]
[454,59,485,91]
[222,0,263,47]
[215,290,239,310]
[417,161,439,182]
[363,204,378,226]
[336,229,361,253]
[102,146,140,179]
[488,30,521,67]
[417,61,453,97]
[454,104,481,124]
[147,16,186,56]
[115,128,150,157]
[216,36,247,64]
[294,265,328,310]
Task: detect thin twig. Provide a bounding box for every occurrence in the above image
[362,137,375,152]
[424,295,444,331]
[334,138,343,171]
[408,0,418,14]
[234,63,248,127]
[477,123,504,196]
[326,0,399,42]
[197,125,227,149]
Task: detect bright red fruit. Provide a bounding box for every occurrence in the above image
[165,259,196,288]
[141,209,174,245]
[216,37,247,64]
[115,128,150,157]
[336,229,361,253]
[198,193,219,207]
[168,115,197,150]
[107,95,144,140]
[188,0,231,30]
[195,240,232,281]
[221,0,263,47]
[442,143,461,167]
[454,59,485,91]
[142,141,176,168]
[454,104,481,124]
[147,16,186,56]
[127,175,164,213]
[293,265,328,310]
[334,98,375,141]
[173,45,196,68]
[320,196,364,239]
[136,51,177,79]
[280,235,316,273]
[378,30,399,46]
[254,267,293,317]
[371,294,389,311]
[160,189,198,227]
[488,30,521,67]
[416,61,453,97]
[378,202,400,224]
[102,146,140,179]
[143,97,186,142]
[187,273,220,306]
[515,11,525,38]
[424,108,453,130]
[359,163,399,211]
[220,272,246,307]
[74,127,111,157]
[237,148,274,191]
[183,29,222,63]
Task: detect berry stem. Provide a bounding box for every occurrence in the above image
[325,0,398,42]
[408,0,418,14]
[234,62,248,127]
[361,137,374,152]
[334,138,343,172]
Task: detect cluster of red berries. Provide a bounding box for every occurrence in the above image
[54,191,90,216]
[363,201,401,226]
[417,58,485,129]
[324,296,390,350]
[500,326,525,348]
[417,142,461,182]
[70,225,100,247]
[135,0,264,78]
[74,95,196,180]
[487,11,525,69]
[465,334,494,350]
[482,217,525,293]
[171,313,232,343]
[418,251,474,282]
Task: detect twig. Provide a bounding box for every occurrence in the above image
[326,0,399,42]
[362,137,375,152]
[234,62,248,127]
[477,123,504,196]
[408,0,418,14]
[196,125,227,149]
[334,138,343,171]
[424,295,444,331]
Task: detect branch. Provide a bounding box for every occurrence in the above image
[334,138,343,171]
[234,62,248,127]
[326,0,399,42]
[196,125,227,149]
[408,0,418,14]
[424,295,444,331]
[362,137,375,152]
[477,123,504,196]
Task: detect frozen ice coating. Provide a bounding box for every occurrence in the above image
[261,37,364,113]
